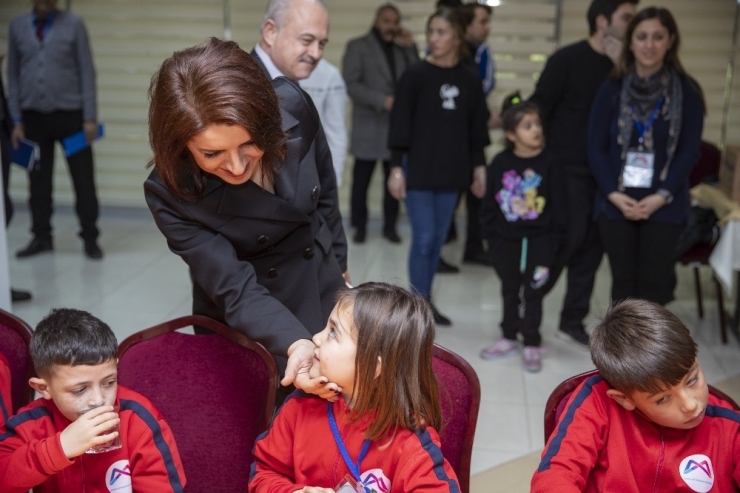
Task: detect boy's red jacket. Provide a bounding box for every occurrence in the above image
[0,385,186,493]
[531,374,740,492]
[0,353,11,428]
[249,390,460,492]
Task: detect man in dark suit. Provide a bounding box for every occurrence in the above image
[0,57,32,302]
[342,4,418,244]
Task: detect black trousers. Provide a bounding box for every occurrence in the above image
[350,158,399,232]
[463,190,484,254]
[489,235,555,347]
[1,120,12,226]
[22,110,99,241]
[598,217,683,305]
[547,174,604,332]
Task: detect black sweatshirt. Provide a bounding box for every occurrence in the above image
[480,149,567,242]
[388,60,490,190]
[529,40,613,176]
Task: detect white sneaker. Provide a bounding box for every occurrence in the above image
[522,346,544,372]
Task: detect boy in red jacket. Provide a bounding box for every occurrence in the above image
[0,308,186,493]
[532,299,740,492]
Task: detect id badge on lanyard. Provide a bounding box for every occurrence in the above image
[621,98,664,189]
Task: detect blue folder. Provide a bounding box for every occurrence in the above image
[10,138,40,172]
[61,123,105,157]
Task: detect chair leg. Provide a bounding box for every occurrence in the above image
[693,266,704,319]
[714,275,728,344]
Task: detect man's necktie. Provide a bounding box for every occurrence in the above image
[36,18,45,41]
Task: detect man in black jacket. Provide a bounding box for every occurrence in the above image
[529,0,637,348]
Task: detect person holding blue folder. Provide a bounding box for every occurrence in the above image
[0,57,32,302]
[7,0,102,260]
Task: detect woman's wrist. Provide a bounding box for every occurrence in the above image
[391,168,403,180]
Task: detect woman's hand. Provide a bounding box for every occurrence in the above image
[636,194,667,219]
[470,166,487,198]
[608,191,644,221]
[387,167,406,201]
[342,270,352,287]
[283,339,342,402]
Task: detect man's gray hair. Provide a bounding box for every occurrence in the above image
[261,0,328,31]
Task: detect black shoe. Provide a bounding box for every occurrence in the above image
[11,289,32,302]
[16,237,53,258]
[463,250,490,266]
[353,229,366,243]
[431,304,452,326]
[382,229,401,243]
[436,257,459,274]
[556,327,590,351]
[84,240,104,260]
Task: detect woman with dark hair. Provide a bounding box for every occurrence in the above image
[588,7,704,305]
[144,38,348,396]
[387,8,489,325]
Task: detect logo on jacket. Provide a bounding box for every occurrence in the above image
[679,454,714,492]
[496,168,546,222]
[106,460,132,493]
[439,84,459,110]
[360,468,391,493]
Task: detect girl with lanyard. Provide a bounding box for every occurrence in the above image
[250,282,460,493]
[588,7,704,305]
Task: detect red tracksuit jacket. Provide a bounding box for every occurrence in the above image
[0,353,11,428]
[531,374,740,492]
[249,391,460,492]
[0,385,186,493]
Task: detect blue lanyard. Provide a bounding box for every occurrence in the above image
[631,97,665,144]
[328,402,372,489]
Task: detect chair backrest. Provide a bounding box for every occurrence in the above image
[0,309,35,414]
[689,140,721,188]
[117,315,278,493]
[432,343,481,493]
[544,369,740,442]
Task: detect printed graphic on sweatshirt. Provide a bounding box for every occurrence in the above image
[360,468,391,493]
[679,454,714,492]
[106,460,133,493]
[496,168,546,221]
[531,266,550,289]
[439,84,459,110]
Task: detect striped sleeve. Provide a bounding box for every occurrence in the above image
[394,427,461,492]
[121,398,186,493]
[531,375,607,492]
[0,356,12,427]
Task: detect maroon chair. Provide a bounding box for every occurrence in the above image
[118,315,278,493]
[679,140,727,343]
[0,309,35,415]
[432,343,481,493]
[544,369,740,442]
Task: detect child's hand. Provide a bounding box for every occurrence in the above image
[60,405,119,459]
[302,487,335,493]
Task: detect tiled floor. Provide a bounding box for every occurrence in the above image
[5,198,739,476]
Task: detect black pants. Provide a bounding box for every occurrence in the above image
[548,174,604,333]
[489,235,555,347]
[1,120,12,226]
[463,190,484,254]
[22,110,99,241]
[350,158,398,232]
[598,217,683,305]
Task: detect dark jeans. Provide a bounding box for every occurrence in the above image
[405,189,458,299]
[22,110,99,241]
[350,158,399,232]
[490,235,555,347]
[548,174,603,333]
[598,217,683,305]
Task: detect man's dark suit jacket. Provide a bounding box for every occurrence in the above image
[144,76,347,366]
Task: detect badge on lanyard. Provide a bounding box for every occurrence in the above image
[621,97,664,189]
[328,402,373,493]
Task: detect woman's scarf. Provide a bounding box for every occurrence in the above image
[617,66,683,189]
